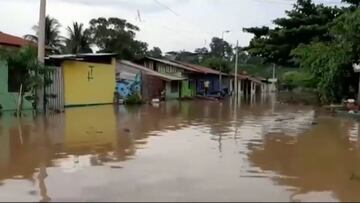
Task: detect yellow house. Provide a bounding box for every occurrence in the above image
[46,53,117,111]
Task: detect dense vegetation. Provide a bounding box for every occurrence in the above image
[24,16,163,60]
[244,0,360,103]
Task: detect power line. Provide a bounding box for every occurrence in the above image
[152,0,180,16]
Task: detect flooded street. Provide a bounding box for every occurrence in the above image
[1,97,360,202]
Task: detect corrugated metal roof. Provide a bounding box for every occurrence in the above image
[173,61,225,75]
[0,32,33,47]
[119,60,185,81]
[47,53,117,59]
[145,57,200,73]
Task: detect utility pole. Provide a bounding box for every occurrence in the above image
[353,63,360,102]
[37,0,46,113]
[234,40,239,96]
[220,30,230,94]
[272,63,276,79]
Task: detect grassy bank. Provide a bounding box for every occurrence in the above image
[238,63,296,79]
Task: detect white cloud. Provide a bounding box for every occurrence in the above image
[0,0,341,53]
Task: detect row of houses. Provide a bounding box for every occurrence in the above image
[0,32,274,112]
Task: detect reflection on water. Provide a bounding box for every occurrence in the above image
[0,96,360,202]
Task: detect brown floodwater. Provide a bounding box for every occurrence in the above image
[1,96,360,202]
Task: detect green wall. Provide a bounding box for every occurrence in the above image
[165,81,180,100]
[0,61,32,111]
[181,80,196,98]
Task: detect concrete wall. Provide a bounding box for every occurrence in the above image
[181,80,196,98]
[166,81,180,100]
[63,59,116,106]
[195,75,220,96]
[116,63,141,99]
[0,60,32,111]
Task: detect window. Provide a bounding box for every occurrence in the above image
[8,67,26,93]
[171,81,178,93]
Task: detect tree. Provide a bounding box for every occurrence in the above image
[201,57,232,73]
[292,9,360,103]
[148,47,162,58]
[209,37,233,60]
[194,47,209,55]
[64,22,92,54]
[24,16,64,55]
[292,42,351,103]
[88,17,147,60]
[243,26,269,39]
[244,0,343,65]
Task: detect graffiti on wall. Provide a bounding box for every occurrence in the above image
[117,72,141,99]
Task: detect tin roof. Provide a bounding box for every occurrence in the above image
[173,61,226,75]
[47,53,118,59]
[0,32,33,47]
[145,57,199,73]
[119,60,185,81]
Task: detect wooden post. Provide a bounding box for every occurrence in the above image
[16,84,23,117]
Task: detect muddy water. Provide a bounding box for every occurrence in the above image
[0,97,360,202]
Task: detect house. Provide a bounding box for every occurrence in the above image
[232,73,265,96]
[0,32,34,111]
[116,60,185,101]
[139,57,197,100]
[0,32,33,49]
[0,61,33,111]
[45,53,117,111]
[172,61,230,96]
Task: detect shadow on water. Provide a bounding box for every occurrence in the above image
[0,95,360,201]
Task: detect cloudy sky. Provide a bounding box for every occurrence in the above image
[0,0,342,53]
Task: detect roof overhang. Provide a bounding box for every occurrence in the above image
[119,60,185,81]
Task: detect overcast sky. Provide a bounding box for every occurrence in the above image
[0,0,342,53]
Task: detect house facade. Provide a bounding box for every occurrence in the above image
[116,60,184,102]
[46,53,117,111]
[140,57,196,100]
[0,32,34,111]
[173,61,229,96]
[0,61,32,111]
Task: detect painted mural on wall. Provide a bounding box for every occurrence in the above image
[117,72,141,99]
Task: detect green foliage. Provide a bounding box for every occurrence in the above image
[64,22,92,54]
[281,70,314,90]
[24,16,64,55]
[2,46,54,109]
[194,47,209,55]
[238,63,295,78]
[209,37,233,59]
[244,0,343,65]
[291,9,360,103]
[331,9,360,61]
[292,42,352,103]
[201,57,232,73]
[148,47,162,58]
[174,50,201,64]
[88,17,148,60]
[125,94,143,105]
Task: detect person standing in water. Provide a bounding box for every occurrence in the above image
[204,80,210,95]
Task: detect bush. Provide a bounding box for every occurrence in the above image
[280,71,314,91]
[125,94,143,105]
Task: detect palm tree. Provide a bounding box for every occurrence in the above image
[24,16,64,55]
[64,22,92,54]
